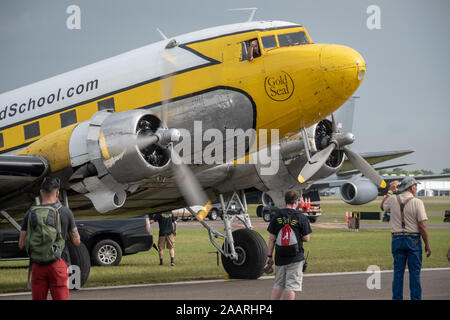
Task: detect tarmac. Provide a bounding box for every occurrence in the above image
[1,214,448,301]
[1,268,449,300]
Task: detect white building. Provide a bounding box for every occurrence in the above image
[416,180,450,197]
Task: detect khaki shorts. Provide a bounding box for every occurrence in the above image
[274,261,304,291]
[158,234,175,250]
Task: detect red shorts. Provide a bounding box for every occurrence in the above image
[31,258,69,300]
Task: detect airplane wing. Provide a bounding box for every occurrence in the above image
[0,155,49,201]
[338,149,414,172]
[382,173,450,183]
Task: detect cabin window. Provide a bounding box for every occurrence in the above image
[278,31,310,47]
[0,133,3,148]
[24,122,40,140]
[241,42,248,61]
[241,39,261,61]
[261,35,277,49]
[60,109,77,128]
[97,97,115,112]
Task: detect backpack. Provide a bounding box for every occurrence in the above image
[275,219,299,257]
[24,205,65,264]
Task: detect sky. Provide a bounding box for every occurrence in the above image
[0,0,449,172]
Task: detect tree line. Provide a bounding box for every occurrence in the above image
[378,168,450,176]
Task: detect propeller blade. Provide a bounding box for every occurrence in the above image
[297,143,336,183]
[343,146,387,188]
[331,113,338,134]
[170,148,211,222]
[160,50,178,127]
[160,48,210,221]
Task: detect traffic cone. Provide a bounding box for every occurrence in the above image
[307,198,311,210]
[300,197,304,209]
[345,212,349,222]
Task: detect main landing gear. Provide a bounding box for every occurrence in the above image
[187,190,267,279]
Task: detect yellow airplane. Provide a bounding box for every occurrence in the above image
[0,20,373,280]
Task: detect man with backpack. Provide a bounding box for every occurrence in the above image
[18,176,80,300]
[266,190,312,300]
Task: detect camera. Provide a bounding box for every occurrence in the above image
[263,263,273,274]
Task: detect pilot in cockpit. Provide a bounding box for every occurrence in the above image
[246,39,261,61]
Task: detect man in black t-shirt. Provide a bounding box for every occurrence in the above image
[266,190,312,300]
[151,212,177,266]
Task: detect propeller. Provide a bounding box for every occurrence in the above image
[159,44,212,221]
[297,114,387,189]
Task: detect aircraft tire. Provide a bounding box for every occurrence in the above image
[221,229,267,279]
[67,241,91,288]
[256,205,264,218]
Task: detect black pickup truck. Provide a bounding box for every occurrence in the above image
[0,217,153,267]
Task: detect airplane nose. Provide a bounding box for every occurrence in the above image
[320,45,366,99]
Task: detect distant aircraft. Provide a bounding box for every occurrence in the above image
[0,20,384,280]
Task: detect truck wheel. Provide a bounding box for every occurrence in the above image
[263,211,272,222]
[209,209,218,221]
[221,229,267,279]
[92,239,123,266]
[256,205,264,218]
[308,217,317,223]
[67,241,90,288]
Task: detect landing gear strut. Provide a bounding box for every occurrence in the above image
[187,190,267,279]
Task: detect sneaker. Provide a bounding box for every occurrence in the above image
[171,262,175,266]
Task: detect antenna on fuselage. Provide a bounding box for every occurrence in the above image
[227,7,257,22]
[156,27,168,40]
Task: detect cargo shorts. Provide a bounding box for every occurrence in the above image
[158,234,175,250]
[274,260,305,291]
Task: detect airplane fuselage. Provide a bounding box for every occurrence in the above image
[0,21,365,165]
[0,20,367,214]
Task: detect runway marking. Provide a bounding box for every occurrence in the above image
[1,268,449,298]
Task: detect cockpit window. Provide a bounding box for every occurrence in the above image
[241,39,261,61]
[261,35,277,49]
[278,31,310,46]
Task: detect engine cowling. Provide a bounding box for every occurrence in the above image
[62,109,171,212]
[19,109,171,212]
[69,109,171,183]
[340,179,378,205]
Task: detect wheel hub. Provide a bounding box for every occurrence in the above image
[232,246,246,266]
[98,245,117,264]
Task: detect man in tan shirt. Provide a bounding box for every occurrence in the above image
[382,176,431,300]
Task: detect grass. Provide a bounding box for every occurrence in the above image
[319,197,450,216]
[0,197,448,293]
[1,226,449,294]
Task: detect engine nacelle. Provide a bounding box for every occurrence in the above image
[284,119,345,182]
[340,179,378,205]
[69,109,170,183]
[67,109,171,212]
